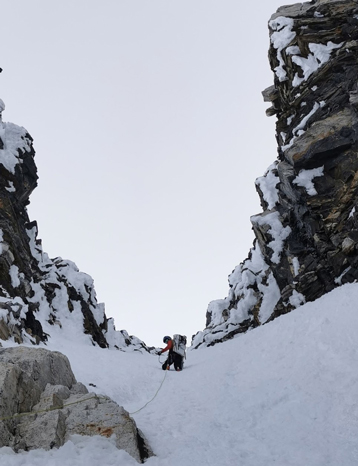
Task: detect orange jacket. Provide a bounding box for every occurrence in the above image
[161,339,173,353]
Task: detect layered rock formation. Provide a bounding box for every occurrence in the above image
[0,347,153,462]
[0,100,150,352]
[193,0,358,347]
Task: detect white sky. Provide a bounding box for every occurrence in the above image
[1,0,295,348]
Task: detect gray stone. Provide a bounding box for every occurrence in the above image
[0,320,10,341]
[63,393,151,463]
[0,347,153,463]
[270,2,314,20]
[69,382,88,395]
[284,108,357,168]
[15,410,66,451]
[342,237,356,255]
[0,347,76,391]
[0,360,41,416]
[261,85,278,103]
[32,384,71,412]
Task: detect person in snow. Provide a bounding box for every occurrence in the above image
[159,336,183,371]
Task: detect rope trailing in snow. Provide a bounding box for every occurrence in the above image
[0,358,169,421]
[128,368,168,415]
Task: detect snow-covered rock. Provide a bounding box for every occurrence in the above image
[0,105,151,352]
[194,0,358,347]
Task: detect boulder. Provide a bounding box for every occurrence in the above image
[0,347,76,391]
[0,347,153,463]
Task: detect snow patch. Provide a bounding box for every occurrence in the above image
[257,272,280,322]
[292,41,343,87]
[251,211,291,264]
[292,257,300,277]
[289,290,306,308]
[5,181,15,193]
[293,166,324,196]
[3,283,358,465]
[269,16,296,82]
[286,45,300,55]
[0,122,32,174]
[9,265,20,288]
[282,101,325,152]
[26,225,43,264]
[335,267,350,285]
[255,162,280,210]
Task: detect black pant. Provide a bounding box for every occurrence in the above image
[162,351,183,370]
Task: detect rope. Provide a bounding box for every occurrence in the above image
[128,369,168,415]
[0,358,169,421]
[158,354,167,365]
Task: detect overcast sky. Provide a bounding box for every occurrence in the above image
[1,0,295,347]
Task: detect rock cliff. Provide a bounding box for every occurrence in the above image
[193,0,358,347]
[0,346,153,462]
[0,100,150,352]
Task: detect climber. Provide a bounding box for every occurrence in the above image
[158,335,183,371]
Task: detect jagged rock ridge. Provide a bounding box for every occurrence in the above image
[193,0,358,347]
[0,100,149,352]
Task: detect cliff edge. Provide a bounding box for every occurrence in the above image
[194,0,358,347]
[0,100,149,352]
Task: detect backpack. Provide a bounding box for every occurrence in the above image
[173,334,187,357]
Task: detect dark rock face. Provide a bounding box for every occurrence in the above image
[0,115,108,345]
[193,0,358,348]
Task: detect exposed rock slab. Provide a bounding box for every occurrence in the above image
[0,347,153,463]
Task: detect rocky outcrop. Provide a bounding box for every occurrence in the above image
[0,347,153,463]
[193,0,358,347]
[0,100,151,352]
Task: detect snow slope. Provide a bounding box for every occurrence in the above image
[1,283,358,465]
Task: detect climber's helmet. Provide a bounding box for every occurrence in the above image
[163,336,171,344]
